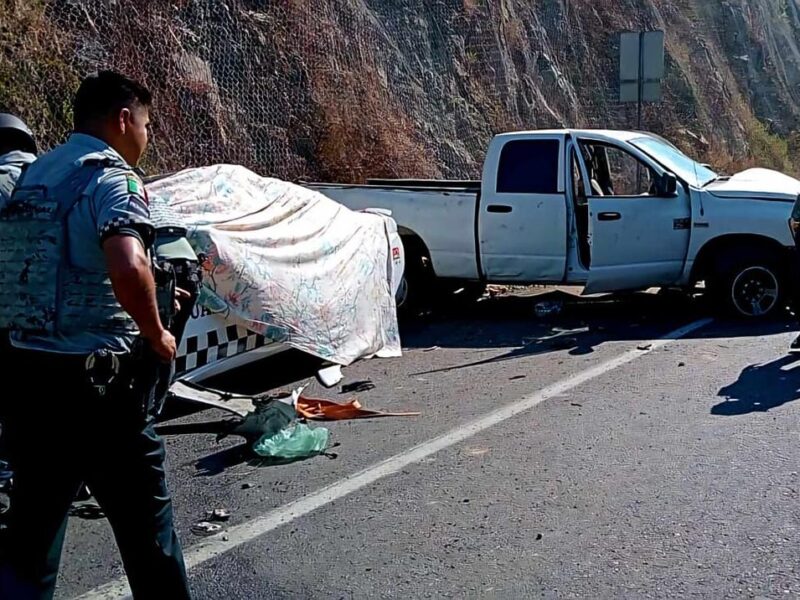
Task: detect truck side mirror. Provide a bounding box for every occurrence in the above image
[658,172,678,197]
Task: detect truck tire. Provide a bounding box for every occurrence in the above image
[707,248,787,319]
[397,237,435,318]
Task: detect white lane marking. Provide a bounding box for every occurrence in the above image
[75,318,713,600]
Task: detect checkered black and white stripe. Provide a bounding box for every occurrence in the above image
[98,216,145,237]
[175,324,267,375]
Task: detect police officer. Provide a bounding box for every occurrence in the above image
[0,71,193,599]
[0,113,37,205]
[0,113,38,514]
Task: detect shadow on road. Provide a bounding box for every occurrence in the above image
[713,355,800,415]
[193,441,335,477]
[194,443,251,476]
[404,289,795,376]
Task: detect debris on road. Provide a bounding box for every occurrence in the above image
[340,380,376,394]
[219,392,297,443]
[297,395,420,420]
[509,375,526,380]
[168,379,418,464]
[534,299,564,318]
[68,502,105,520]
[191,521,223,537]
[205,508,231,522]
[422,346,440,352]
[637,343,653,351]
[252,422,330,459]
[316,364,343,388]
[241,483,254,490]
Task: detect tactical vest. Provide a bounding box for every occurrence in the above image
[0,154,141,336]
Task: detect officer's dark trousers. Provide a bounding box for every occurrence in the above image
[0,347,191,600]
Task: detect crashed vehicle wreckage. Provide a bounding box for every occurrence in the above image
[147,164,405,387]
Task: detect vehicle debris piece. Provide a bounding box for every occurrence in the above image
[297,395,420,420]
[316,364,343,388]
[535,300,563,318]
[205,508,231,522]
[191,521,223,537]
[68,502,105,520]
[340,380,375,394]
[219,395,297,443]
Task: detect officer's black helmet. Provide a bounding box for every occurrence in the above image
[0,113,37,154]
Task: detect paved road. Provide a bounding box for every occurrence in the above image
[50,291,800,599]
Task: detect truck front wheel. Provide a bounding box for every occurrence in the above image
[708,250,787,319]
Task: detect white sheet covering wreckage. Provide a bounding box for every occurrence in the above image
[149,164,403,367]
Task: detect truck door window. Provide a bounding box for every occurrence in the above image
[581,142,657,197]
[496,139,560,194]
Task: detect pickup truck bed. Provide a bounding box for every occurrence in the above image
[306,180,484,281]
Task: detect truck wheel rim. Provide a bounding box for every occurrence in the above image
[731,266,779,317]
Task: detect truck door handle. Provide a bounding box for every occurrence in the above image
[598,212,621,221]
[487,205,513,214]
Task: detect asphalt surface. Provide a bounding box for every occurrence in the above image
[44,289,800,599]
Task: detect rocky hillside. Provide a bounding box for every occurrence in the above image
[2,0,800,181]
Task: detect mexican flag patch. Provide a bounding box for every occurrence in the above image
[126,174,144,196]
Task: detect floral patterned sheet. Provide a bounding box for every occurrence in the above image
[149,165,402,366]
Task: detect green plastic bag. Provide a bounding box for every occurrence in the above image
[252,422,330,459]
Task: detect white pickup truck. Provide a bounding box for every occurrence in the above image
[308,129,800,319]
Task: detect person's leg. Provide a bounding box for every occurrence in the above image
[86,411,190,599]
[0,354,83,600]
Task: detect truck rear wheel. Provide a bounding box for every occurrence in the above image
[397,236,435,318]
[707,249,787,319]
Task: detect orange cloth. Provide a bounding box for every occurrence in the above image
[296,395,420,420]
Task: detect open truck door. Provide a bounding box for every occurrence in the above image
[576,137,692,294]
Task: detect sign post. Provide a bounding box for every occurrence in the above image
[619,30,665,129]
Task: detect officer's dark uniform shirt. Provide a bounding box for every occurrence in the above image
[10,133,153,354]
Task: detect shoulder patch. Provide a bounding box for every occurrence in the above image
[126,173,148,204]
[126,174,143,196]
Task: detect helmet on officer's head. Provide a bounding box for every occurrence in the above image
[0,113,37,154]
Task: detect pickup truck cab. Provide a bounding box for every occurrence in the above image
[308,129,800,318]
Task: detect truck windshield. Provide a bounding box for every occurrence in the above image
[630,136,718,187]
